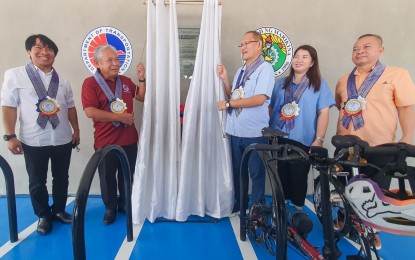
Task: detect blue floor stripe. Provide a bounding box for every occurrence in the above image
[0,196,37,246]
[131,217,243,260]
[375,232,415,260]
[82,198,128,259]
[1,197,75,260]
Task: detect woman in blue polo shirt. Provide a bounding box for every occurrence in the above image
[269,45,335,210]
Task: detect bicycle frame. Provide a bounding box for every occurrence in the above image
[313,161,378,259]
[239,140,340,259]
[330,136,415,233]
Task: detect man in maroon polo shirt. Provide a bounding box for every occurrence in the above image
[81,44,146,224]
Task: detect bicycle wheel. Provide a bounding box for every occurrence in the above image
[268,183,288,259]
[313,175,351,237]
[264,156,288,260]
[246,176,288,259]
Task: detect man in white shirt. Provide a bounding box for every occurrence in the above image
[1,34,80,235]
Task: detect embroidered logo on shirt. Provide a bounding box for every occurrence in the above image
[123,84,130,93]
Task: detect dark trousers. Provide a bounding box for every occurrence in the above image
[22,142,72,217]
[97,143,138,210]
[230,135,267,211]
[277,138,310,207]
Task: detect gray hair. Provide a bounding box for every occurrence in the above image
[358,34,383,46]
[94,44,117,62]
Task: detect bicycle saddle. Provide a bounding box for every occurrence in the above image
[331,135,369,149]
[261,127,288,138]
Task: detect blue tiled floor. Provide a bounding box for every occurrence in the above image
[1,195,415,259]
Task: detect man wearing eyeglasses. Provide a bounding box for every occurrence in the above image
[217,31,275,215]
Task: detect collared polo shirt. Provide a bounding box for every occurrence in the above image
[335,65,415,146]
[225,61,275,138]
[81,75,138,149]
[1,65,75,146]
[270,77,335,146]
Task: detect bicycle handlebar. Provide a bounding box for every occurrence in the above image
[329,135,415,178]
[252,143,309,161]
[332,135,415,158]
[259,131,415,178]
[364,143,415,158]
[335,160,382,171]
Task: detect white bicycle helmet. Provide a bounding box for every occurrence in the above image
[345,175,415,235]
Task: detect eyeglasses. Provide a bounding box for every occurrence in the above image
[237,41,259,48]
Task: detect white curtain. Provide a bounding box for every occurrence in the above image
[132,0,180,224]
[175,0,233,221]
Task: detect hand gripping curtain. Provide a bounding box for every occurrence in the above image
[132,0,180,224]
[176,0,233,221]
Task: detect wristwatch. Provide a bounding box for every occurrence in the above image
[3,134,17,141]
[225,101,231,108]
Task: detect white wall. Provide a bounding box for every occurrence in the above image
[1,0,414,195]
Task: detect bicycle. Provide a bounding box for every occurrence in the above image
[239,127,340,260]
[311,141,377,260]
[313,135,415,259]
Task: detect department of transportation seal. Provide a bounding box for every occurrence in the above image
[81,26,133,75]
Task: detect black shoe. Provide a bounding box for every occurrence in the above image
[52,211,73,224]
[37,217,52,235]
[103,209,116,225]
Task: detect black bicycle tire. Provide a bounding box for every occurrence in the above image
[265,157,288,260]
[271,177,288,260]
[313,175,352,237]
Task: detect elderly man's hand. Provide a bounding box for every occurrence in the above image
[118,113,135,125]
[217,64,228,81]
[136,63,145,81]
[217,100,228,111]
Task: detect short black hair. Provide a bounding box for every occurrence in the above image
[25,34,59,56]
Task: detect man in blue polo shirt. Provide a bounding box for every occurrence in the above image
[217,30,275,214]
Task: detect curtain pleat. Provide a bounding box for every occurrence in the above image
[176,0,233,221]
[132,0,180,224]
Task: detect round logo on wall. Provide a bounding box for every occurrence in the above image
[256,27,293,77]
[81,26,133,75]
